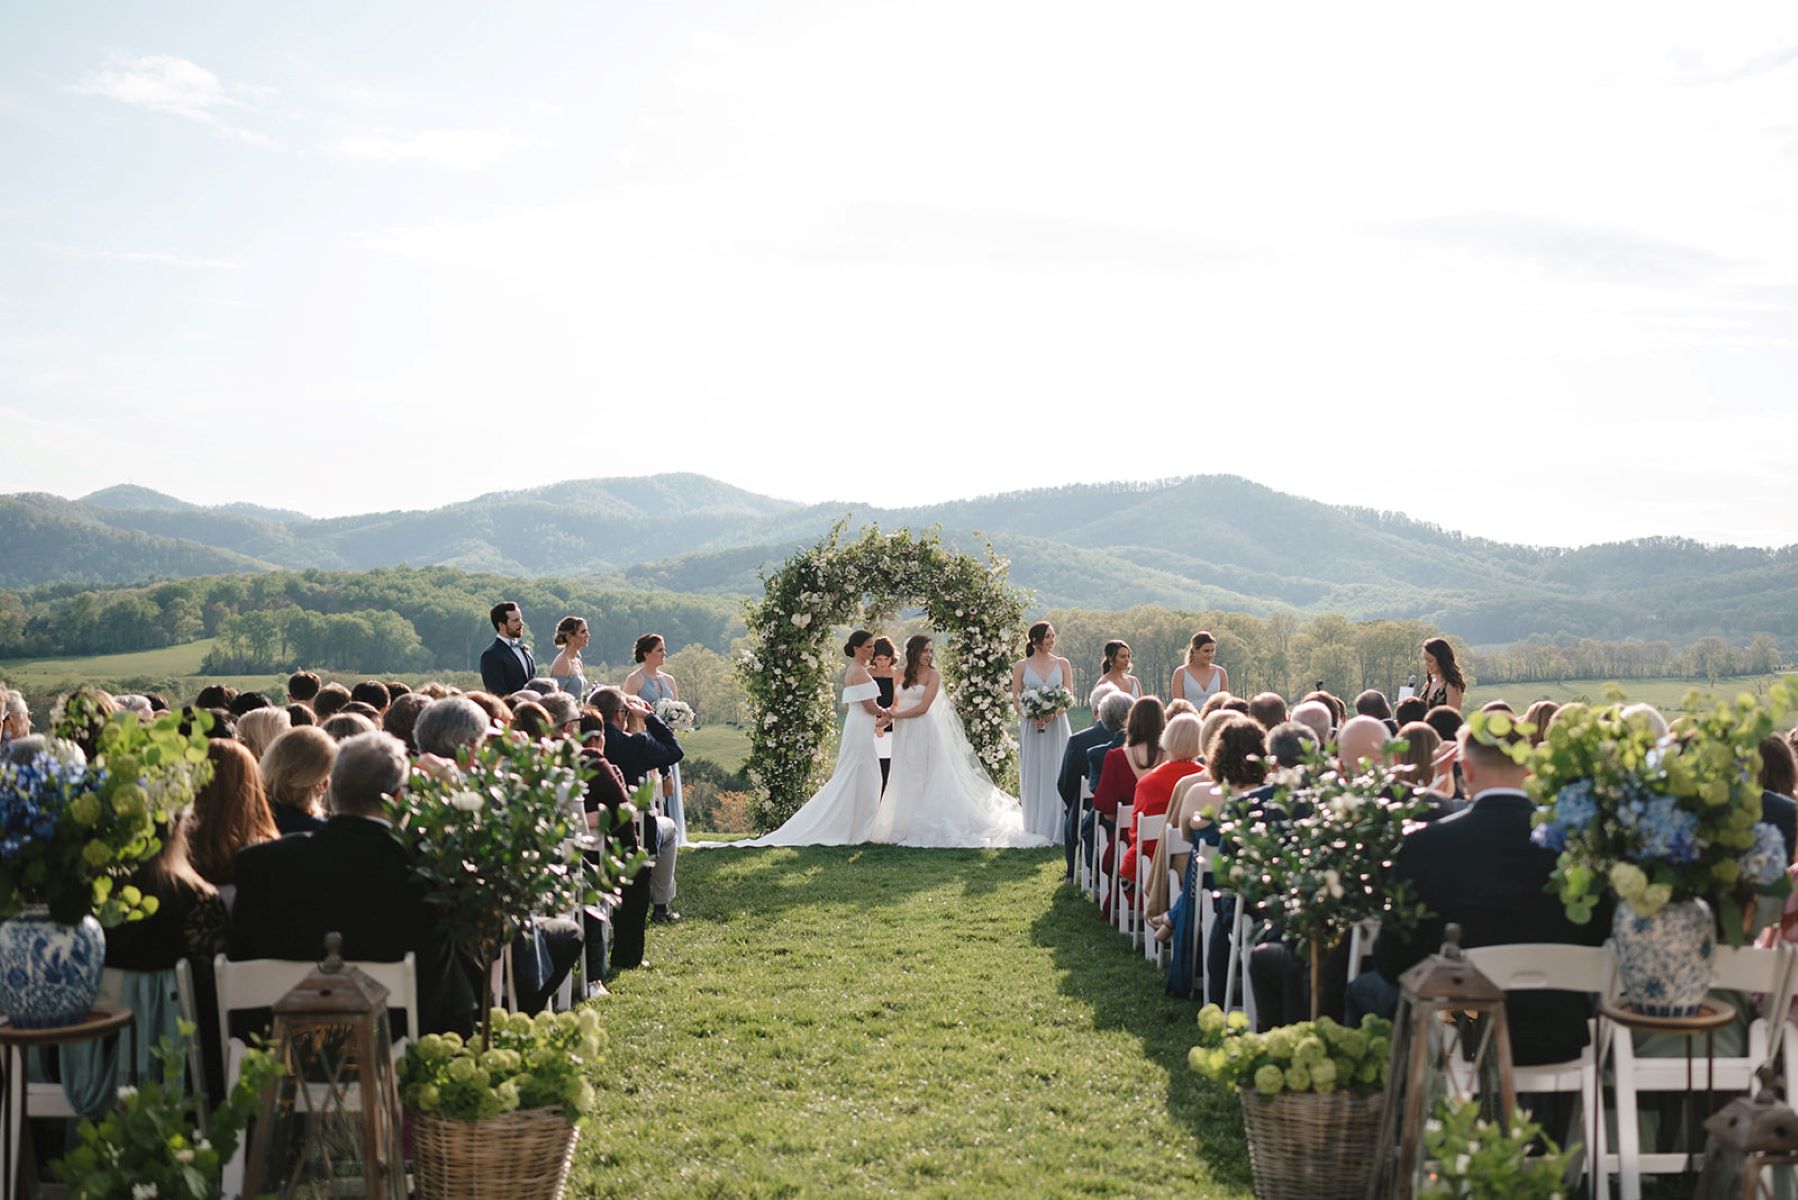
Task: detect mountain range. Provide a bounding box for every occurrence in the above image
[5,474,1796,646]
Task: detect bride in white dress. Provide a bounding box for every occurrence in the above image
[870,635,1051,849]
[711,630,888,848]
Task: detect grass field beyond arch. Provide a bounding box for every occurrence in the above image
[572,844,1253,1198]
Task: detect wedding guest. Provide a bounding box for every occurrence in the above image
[341,700,382,723]
[575,709,641,980]
[625,633,687,846]
[1366,719,1609,1064]
[0,686,26,741]
[1198,692,1234,720]
[234,706,291,760]
[321,712,377,741]
[1097,641,1143,699]
[145,693,171,714]
[592,688,683,924]
[1394,696,1428,727]
[285,703,316,727]
[350,680,391,712]
[1522,700,1559,746]
[1012,621,1075,844]
[1419,637,1467,712]
[260,726,335,834]
[480,601,535,696]
[229,691,271,717]
[188,739,281,896]
[180,705,235,742]
[1057,684,1123,882]
[313,683,352,721]
[415,682,454,701]
[114,694,154,720]
[1120,714,1206,891]
[1621,702,1669,738]
[1172,632,1228,707]
[228,731,476,1037]
[463,691,512,729]
[1302,690,1345,729]
[1165,699,1198,719]
[1247,692,1287,730]
[1153,715,1267,919]
[1390,721,1458,819]
[511,700,554,740]
[385,681,412,701]
[1423,705,1463,744]
[415,696,493,759]
[1354,689,1395,732]
[194,684,236,711]
[549,616,590,698]
[380,691,431,753]
[1290,700,1333,746]
[55,686,118,757]
[1093,697,1165,917]
[1335,715,1391,772]
[1758,735,1798,866]
[287,671,322,708]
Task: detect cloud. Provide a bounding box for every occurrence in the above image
[46,245,239,270]
[1372,213,1728,284]
[73,54,270,144]
[331,129,538,170]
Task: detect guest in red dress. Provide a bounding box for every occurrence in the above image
[1120,714,1206,887]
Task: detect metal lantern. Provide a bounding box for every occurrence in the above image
[1367,923,1519,1200]
[1695,1065,1798,1200]
[244,932,407,1200]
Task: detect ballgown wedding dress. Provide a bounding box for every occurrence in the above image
[870,682,1051,849]
[704,679,883,847]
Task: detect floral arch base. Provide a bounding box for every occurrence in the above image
[739,526,1027,832]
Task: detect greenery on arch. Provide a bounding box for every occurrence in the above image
[739,526,1027,831]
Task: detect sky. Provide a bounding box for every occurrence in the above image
[3,3,1797,548]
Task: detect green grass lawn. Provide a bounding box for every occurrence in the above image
[680,723,751,774]
[572,844,1251,1199]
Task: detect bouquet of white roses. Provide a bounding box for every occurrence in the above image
[1019,686,1075,722]
[653,698,697,733]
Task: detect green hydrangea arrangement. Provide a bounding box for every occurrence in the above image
[1420,1098,1569,1199]
[1188,1004,1393,1099]
[2,703,213,926]
[51,1024,281,1200]
[399,1007,605,1123]
[1519,683,1797,937]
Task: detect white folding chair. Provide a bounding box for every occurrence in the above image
[1462,943,1614,1196]
[1110,803,1135,942]
[1194,843,1219,1001]
[1346,918,1381,984]
[1075,778,1096,899]
[1222,893,1260,1029]
[215,952,419,1200]
[1134,814,1167,963]
[1606,942,1797,1200]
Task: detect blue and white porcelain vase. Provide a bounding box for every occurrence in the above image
[0,907,106,1029]
[1612,898,1713,1018]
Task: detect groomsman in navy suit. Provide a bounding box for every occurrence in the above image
[480,601,534,694]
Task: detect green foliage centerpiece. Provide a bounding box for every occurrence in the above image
[1417,1098,1570,1199]
[1520,685,1797,1015]
[739,524,1026,831]
[1219,749,1433,1019]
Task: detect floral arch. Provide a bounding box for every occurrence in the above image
[739,525,1027,832]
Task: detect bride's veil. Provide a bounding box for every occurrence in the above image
[928,681,1002,791]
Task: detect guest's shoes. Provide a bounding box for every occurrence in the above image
[651,906,682,924]
[1151,917,1176,944]
[586,979,610,999]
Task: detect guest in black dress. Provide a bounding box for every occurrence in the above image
[870,636,897,793]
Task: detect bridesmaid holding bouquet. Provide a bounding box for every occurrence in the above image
[1011,620,1073,842]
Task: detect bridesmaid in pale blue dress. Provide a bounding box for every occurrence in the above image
[548,616,590,698]
[625,633,686,846]
[1170,631,1229,706]
[1011,620,1074,843]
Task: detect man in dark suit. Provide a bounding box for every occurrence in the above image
[591,687,685,935]
[228,731,475,1037]
[479,600,534,695]
[1058,686,1130,883]
[1369,719,1609,1066]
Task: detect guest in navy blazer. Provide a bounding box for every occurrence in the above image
[1057,686,1131,881]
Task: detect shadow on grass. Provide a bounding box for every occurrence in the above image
[681,842,1056,921]
[1031,882,1253,1191]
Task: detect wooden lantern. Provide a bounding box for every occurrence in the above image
[1695,1065,1798,1199]
[244,932,407,1199]
[1367,923,1519,1200]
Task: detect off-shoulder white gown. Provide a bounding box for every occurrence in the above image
[711,680,884,847]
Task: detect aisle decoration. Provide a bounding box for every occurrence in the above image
[1417,1099,1569,1200]
[1219,747,1433,1019]
[392,734,644,1199]
[739,524,1027,831]
[1189,1004,1394,1200]
[0,699,212,1026]
[1520,684,1797,1016]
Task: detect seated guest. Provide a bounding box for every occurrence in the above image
[1365,719,1610,1064]
[1247,692,1287,730]
[321,712,378,741]
[415,682,453,700]
[1056,684,1123,883]
[287,671,321,709]
[285,703,316,728]
[194,684,236,711]
[1355,689,1396,733]
[188,739,281,899]
[228,732,475,1037]
[259,726,337,834]
[1302,690,1346,729]
[350,680,391,713]
[1394,696,1428,727]
[1290,700,1333,747]
[590,688,683,924]
[340,700,382,724]
[114,693,155,719]
[385,681,412,701]
[1092,698,1165,911]
[415,696,493,760]
[1165,698,1198,719]
[1,685,29,742]
[54,686,118,757]
[229,691,271,717]
[1335,715,1392,771]
[381,691,431,753]
[1152,715,1267,924]
[1390,721,1456,817]
[1620,702,1668,737]
[1120,714,1206,889]
[511,700,554,741]
[1758,735,1798,866]
[462,691,512,729]
[575,709,639,979]
[235,706,291,760]
[1423,705,1463,743]
[312,683,352,720]
[1197,692,1234,720]
[1522,699,1559,746]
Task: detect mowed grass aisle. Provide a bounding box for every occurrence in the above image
[570,845,1255,1198]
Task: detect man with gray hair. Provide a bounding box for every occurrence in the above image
[414,696,492,759]
[1054,684,1123,883]
[1290,700,1333,747]
[227,731,475,1037]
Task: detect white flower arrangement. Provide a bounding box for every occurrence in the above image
[654,699,697,732]
[1019,686,1075,721]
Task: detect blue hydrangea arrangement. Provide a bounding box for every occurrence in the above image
[1514,682,1797,939]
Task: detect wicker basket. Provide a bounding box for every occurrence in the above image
[411,1106,580,1200]
[1237,1088,1383,1200]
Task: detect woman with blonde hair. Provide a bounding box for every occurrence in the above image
[260,726,338,835]
[1119,713,1207,896]
[235,706,292,760]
